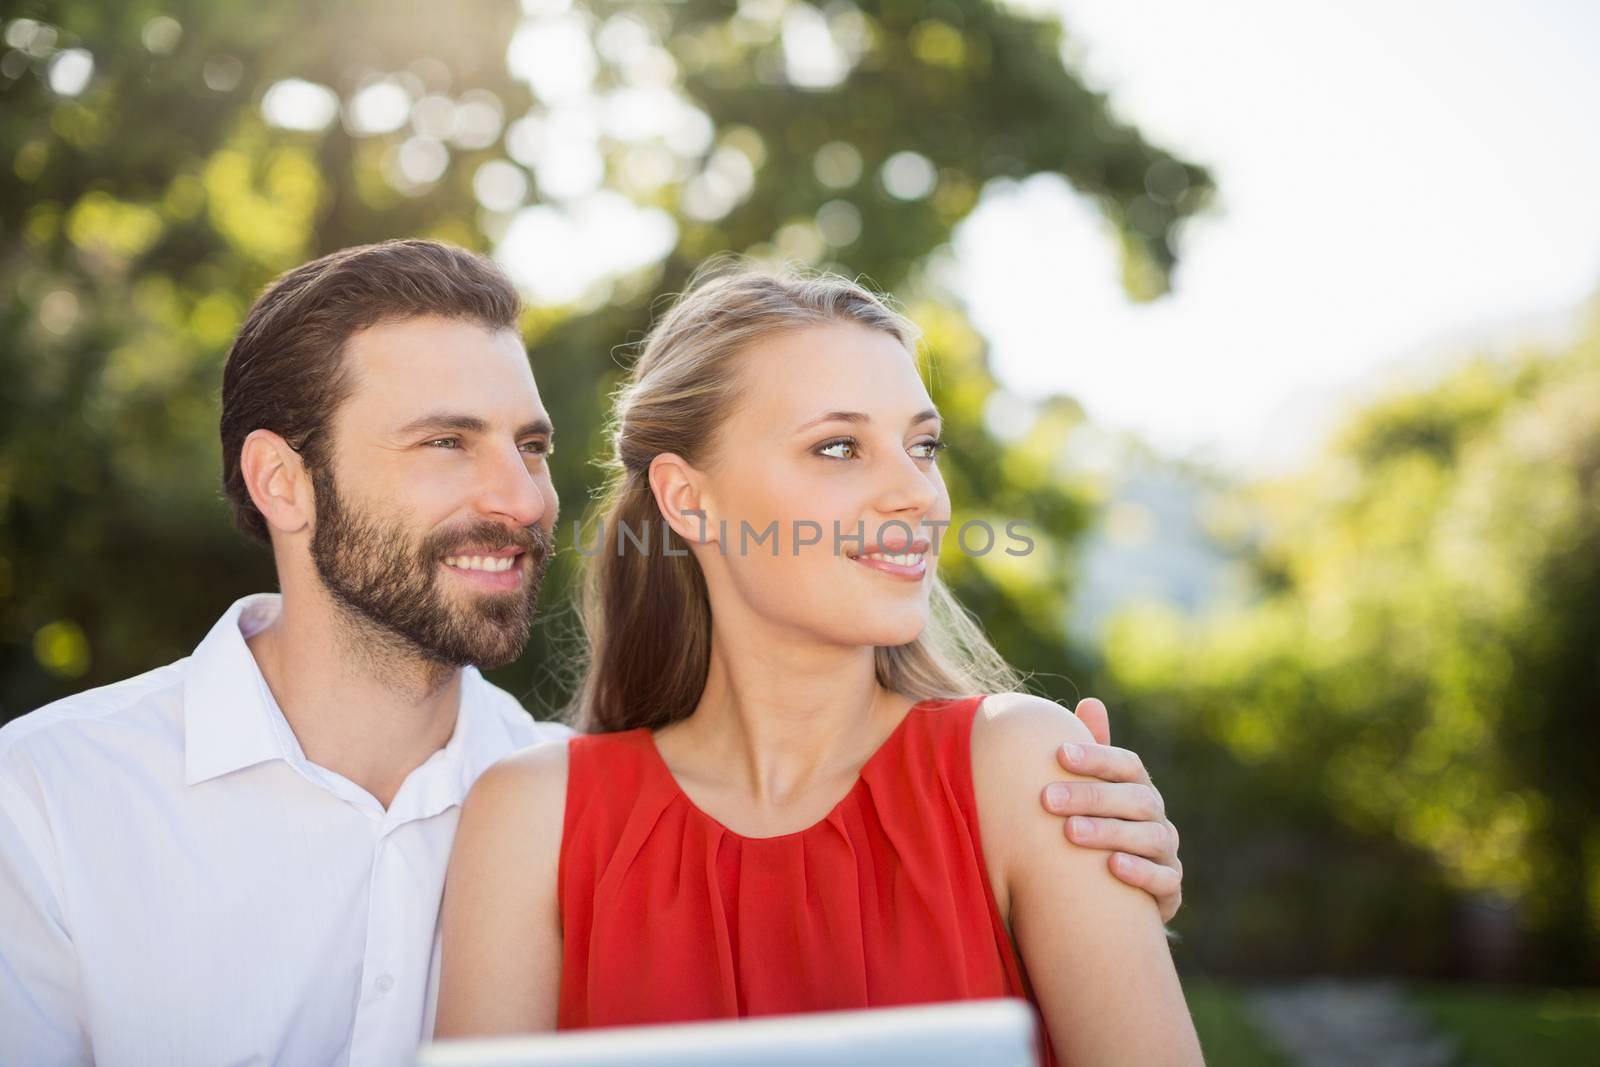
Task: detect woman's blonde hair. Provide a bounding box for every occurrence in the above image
[569,259,1022,733]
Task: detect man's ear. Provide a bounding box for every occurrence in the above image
[240,429,314,537]
[647,452,718,548]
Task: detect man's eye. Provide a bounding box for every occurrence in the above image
[817,438,858,460]
[424,437,462,449]
[520,440,552,456]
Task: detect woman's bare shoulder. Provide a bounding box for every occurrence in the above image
[971,691,1095,767]
[476,735,571,790]
[968,693,1100,903]
[456,736,571,865]
[437,744,569,1037]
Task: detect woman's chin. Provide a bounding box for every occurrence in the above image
[832,613,930,650]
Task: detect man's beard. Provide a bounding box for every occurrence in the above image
[307,466,552,670]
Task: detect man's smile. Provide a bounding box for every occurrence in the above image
[441,548,526,589]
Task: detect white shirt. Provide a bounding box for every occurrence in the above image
[0,594,572,1067]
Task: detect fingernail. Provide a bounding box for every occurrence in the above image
[1045,783,1072,808]
[1063,743,1085,765]
[1070,816,1093,839]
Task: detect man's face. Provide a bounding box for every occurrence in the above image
[306,315,558,669]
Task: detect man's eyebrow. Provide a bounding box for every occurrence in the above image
[791,408,941,434]
[396,412,554,438]
[397,413,488,437]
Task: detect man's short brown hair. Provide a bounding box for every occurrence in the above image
[219,239,522,543]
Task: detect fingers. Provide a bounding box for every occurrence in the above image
[1064,816,1177,862]
[1042,779,1165,822]
[1107,852,1184,923]
[1072,697,1111,746]
[1055,741,1151,786]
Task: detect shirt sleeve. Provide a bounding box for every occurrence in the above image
[0,751,92,1067]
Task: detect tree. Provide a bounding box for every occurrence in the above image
[2,0,1213,722]
[1104,299,1600,981]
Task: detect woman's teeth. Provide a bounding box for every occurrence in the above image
[444,555,517,572]
[859,551,924,566]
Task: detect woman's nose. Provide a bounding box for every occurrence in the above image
[876,450,939,518]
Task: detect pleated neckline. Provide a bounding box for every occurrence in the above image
[635,697,946,844]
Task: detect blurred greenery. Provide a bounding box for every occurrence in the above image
[1102,303,1600,983]
[1185,981,1290,1067]
[1410,983,1600,1066]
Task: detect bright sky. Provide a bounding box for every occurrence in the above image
[953,0,1600,474]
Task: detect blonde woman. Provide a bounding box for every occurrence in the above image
[437,266,1204,1065]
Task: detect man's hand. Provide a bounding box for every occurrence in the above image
[1038,697,1183,924]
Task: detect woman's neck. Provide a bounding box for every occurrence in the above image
[658,611,911,810]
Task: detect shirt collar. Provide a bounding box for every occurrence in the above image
[441,667,522,805]
[182,594,518,809]
[344,667,513,824]
[183,593,296,786]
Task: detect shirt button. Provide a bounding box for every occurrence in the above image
[375,974,395,994]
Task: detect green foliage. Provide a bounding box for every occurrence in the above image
[0,2,1209,729]
[1183,981,1291,1067]
[1104,302,1600,981]
[1410,984,1600,1066]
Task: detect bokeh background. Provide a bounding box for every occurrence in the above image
[2,1,1597,1062]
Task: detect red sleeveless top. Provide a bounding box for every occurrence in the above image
[557,694,1055,1063]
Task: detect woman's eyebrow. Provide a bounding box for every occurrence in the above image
[791,408,941,434]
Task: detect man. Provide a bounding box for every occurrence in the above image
[0,240,1184,1066]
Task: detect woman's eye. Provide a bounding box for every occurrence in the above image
[817,438,858,460]
[910,437,948,459]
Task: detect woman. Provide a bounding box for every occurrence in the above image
[436,265,1204,1064]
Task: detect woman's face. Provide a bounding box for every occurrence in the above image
[690,320,952,649]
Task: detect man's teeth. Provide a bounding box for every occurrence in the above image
[858,551,924,566]
[443,555,517,572]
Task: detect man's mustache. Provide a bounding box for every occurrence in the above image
[424,520,553,562]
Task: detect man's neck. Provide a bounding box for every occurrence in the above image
[245,591,463,810]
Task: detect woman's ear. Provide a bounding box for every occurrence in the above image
[240,428,315,538]
[648,452,718,547]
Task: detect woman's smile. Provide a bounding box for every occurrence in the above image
[844,536,932,581]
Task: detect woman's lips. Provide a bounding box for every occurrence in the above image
[847,548,929,581]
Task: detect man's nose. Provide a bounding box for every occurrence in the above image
[474,443,550,528]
